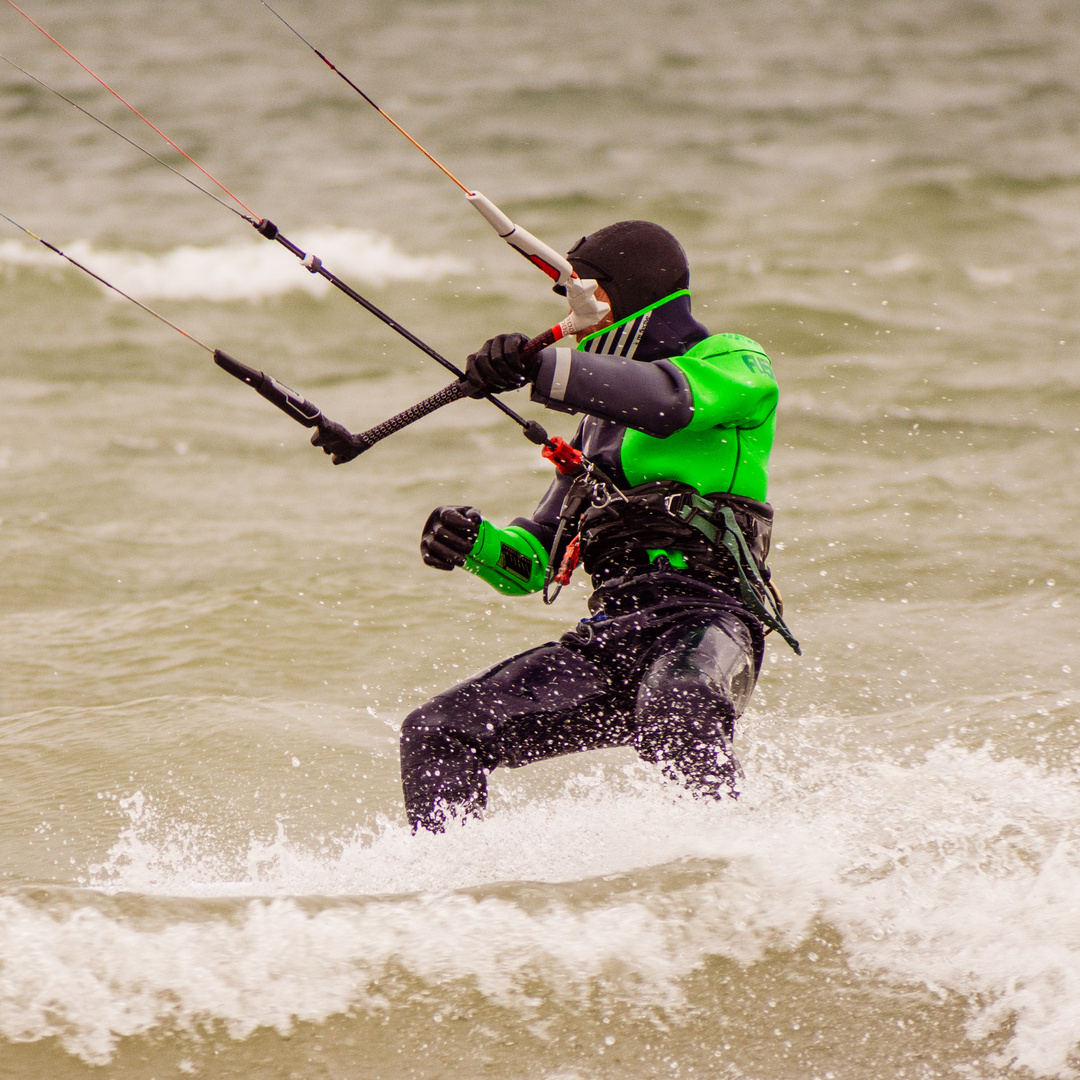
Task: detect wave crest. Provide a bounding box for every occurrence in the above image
[0,229,467,302]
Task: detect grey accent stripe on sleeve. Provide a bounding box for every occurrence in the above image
[550,347,573,401]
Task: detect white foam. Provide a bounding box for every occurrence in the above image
[0,879,742,1065]
[0,229,467,301]
[2,778,824,1066]
[2,732,1080,1074]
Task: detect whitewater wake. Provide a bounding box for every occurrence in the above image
[1,725,1079,1074]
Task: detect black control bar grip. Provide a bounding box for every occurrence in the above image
[214,349,322,427]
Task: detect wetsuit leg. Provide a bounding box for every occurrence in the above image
[632,611,757,799]
[400,643,630,832]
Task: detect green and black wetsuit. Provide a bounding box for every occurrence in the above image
[462,289,778,595]
[401,291,786,831]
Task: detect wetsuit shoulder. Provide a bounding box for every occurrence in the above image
[669,334,778,432]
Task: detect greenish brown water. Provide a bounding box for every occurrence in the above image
[2,0,1080,1076]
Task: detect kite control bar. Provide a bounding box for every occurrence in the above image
[213,334,586,470]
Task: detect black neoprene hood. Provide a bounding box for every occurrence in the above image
[562,221,691,322]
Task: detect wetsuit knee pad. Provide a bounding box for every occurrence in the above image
[639,617,757,719]
[631,615,755,794]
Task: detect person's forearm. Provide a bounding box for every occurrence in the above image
[530,347,693,436]
[463,521,549,595]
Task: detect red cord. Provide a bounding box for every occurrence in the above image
[5,0,256,218]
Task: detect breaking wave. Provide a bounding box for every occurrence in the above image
[0,228,467,302]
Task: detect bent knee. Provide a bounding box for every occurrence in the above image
[399,698,500,771]
[640,628,756,719]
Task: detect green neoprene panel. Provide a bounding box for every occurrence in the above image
[463,520,549,596]
[620,333,778,501]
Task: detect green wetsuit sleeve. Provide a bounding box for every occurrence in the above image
[463,520,549,596]
[672,334,778,432]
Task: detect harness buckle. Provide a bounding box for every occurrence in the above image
[591,481,613,509]
[663,492,688,518]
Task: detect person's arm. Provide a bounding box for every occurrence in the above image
[461,334,695,436]
[462,519,549,595]
[462,433,590,596]
[421,426,586,597]
[529,347,694,436]
[421,504,548,595]
[529,335,777,434]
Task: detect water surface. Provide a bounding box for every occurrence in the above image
[2,0,1079,1076]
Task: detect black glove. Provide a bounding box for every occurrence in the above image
[311,418,364,465]
[464,333,536,398]
[421,505,482,571]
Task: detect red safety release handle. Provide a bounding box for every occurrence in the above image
[554,535,581,587]
[541,436,583,475]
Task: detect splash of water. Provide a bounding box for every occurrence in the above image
[1,731,1079,1074]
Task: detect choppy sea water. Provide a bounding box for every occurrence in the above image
[2,0,1079,1077]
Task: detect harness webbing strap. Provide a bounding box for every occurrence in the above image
[663,490,722,544]
[664,493,801,654]
[716,507,801,654]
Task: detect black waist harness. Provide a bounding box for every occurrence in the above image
[576,481,800,654]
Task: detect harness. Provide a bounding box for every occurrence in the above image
[545,478,800,654]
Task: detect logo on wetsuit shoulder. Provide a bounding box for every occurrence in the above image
[498,544,533,581]
[740,352,774,378]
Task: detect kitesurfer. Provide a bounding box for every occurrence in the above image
[338,221,791,832]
